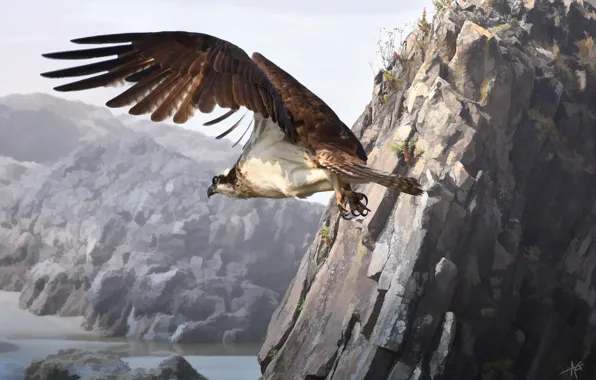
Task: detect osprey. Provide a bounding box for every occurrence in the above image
[40,31,423,220]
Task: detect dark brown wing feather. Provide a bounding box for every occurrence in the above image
[251,53,367,163]
[40,31,296,141]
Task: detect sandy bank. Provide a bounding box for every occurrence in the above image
[0,291,96,341]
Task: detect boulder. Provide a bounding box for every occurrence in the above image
[24,349,207,380]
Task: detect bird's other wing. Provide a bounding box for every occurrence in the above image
[251,52,367,162]
[40,31,297,142]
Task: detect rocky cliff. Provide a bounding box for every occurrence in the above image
[0,94,324,344]
[258,0,596,379]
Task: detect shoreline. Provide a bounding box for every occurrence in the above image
[0,290,96,341]
[0,290,263,379]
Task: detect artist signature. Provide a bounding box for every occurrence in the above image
[559,361,584,379]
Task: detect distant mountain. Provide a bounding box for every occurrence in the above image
[0,93,124,163]
[0,93,324,344]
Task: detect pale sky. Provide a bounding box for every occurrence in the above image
[1,0,433,204]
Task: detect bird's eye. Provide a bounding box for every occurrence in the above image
[212,176,219,185]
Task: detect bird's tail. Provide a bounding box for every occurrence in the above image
[375,176,424,195]
[328,162,424,196]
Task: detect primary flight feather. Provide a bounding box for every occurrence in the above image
[41,31,423,220]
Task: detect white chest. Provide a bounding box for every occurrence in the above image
[237,116,335,198]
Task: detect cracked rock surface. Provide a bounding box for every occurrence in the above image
[258,0,596,379]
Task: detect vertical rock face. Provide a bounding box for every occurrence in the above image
[258,0,596,379]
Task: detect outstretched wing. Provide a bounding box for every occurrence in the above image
[40,31,296,141]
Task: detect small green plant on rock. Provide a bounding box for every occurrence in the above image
[267,348,278,359]
[391,141,408,154]
[391,140,424,165]
[359,243,367,255]
[382,68,395,83]
[320,226,331,245]
[380,68,404,91]
[490,15,518,34]
[297,298,305,311]
[504,15,518,26]
[490,23,511,33]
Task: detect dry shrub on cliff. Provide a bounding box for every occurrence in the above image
[369,23,412,73]
[418,8,431,35]
[577,35,596,74]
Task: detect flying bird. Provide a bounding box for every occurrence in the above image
[40,31,423,220]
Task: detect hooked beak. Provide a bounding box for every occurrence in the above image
[207,185,216,199]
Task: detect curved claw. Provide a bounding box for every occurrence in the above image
[361,209,369,217]
[341,211,354,220]
[356,192,369,207]
[338,204,354,220]
[351,209,361,217]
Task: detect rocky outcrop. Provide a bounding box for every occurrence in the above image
[24,349,207,380]
[0,95,324,344]
[259,0,596,379]
[0,93,128,164]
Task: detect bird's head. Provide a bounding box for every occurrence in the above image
[207,168,238,199]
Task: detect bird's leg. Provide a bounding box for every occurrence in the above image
[345,189,370,217]
[335,189,353,220]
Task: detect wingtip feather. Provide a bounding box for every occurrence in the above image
[52,84,72,92]
[71,36,102,44]
[70,33,149,45]
[41,51,72,60]
[105,99,119,109]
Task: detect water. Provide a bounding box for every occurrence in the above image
[0,291,262,379]
[0,337,262,380]
[124,356,261,380]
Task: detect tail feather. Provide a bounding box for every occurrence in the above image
[325,162,424,196]
[376,176,424,195]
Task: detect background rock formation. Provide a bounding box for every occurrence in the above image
[0,94,324,344]
[259,0,596,379]
[24,349,207,380]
